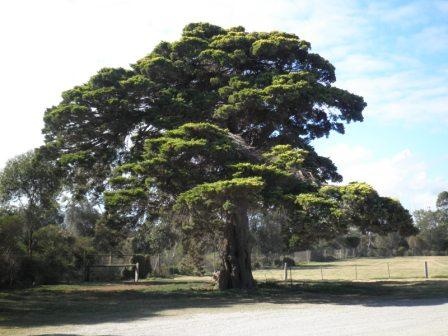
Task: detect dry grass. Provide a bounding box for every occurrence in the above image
[2,261,448,335]
[253,256,448,282]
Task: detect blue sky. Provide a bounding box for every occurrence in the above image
[0,0,446,211]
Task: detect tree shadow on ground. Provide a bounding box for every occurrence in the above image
[35,334,116,336]
[1,279,447,330]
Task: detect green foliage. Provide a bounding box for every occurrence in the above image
[0,212,94,286]
[286,182,416,250]
[282,256,295,267]
[250,210,288,256]
[0,150,60,213]
[43,23,364,197]
[132,221,178,255]
[30,225,77,283]
[436,191,448,210]
[413,193,448,254]
[0,214,26,286]
[318,183,416,236]
[175,177,264,233]
[0,150,62,255]
[342,236,361,249]
[64,198,100,237]
[131,254,152,279]
[176,177,263,208]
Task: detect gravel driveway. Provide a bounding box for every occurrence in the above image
[18,298,448,336]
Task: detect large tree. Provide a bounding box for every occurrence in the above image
[43,23,415,289]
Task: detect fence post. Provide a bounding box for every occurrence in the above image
[320,266,324,280]
[284,262,288,281]
[355,265,358,280]
[135,262,139,283]
[424,261,429,279]
[289,266,293,286]
[387,263,391,279]
[83,251,87,282]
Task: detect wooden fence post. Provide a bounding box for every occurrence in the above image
[135,262,139,283]
[424,261,429,279]
[387,263,391,279]
[284,262,288,281]
[83,251,87,282]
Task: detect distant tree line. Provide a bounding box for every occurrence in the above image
[249,191,448,265]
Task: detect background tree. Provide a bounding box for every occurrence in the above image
[63,197,100,237]
[0,212,26,286]
[0,150,61,256]
[412,191,448,254]
[250,210,288,263]
[436,191,448,211]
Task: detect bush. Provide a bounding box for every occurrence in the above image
[32,225,78,283]
[24,225,93,285]
[121,267,135,280]
[168,266,181,275]
[179,256,205,276]
[282,257,295,267]
[396,246,408,256]
[132,254,152,279]
[273,258,282,267]
[0,215,26,287]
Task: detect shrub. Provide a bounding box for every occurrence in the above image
[273,258,282,267]
[132,254,152,279]
[32,225,77,284]
[282,257,295,267]
[396,246,408,256]
[0,215,26,287]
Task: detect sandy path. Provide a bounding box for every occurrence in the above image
[17,299,448,336]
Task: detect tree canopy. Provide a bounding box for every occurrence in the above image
[43,22,365,197]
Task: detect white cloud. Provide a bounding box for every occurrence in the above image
[369,1,427,25]
[320,144,448,211]
[414,25,448,53]
[339,70,448,124]
[335,54,395,75]
[436,0,448,13]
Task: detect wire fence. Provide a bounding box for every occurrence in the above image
[3,249,448,285]
[253,258,448,282]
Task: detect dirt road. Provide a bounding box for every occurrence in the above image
[18,298,448,336]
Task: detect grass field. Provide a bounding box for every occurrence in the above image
[253,256,448,282]
[1,257,448,335]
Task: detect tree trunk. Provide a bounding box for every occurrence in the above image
[218,205,255,290]
[27,228,33,258]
